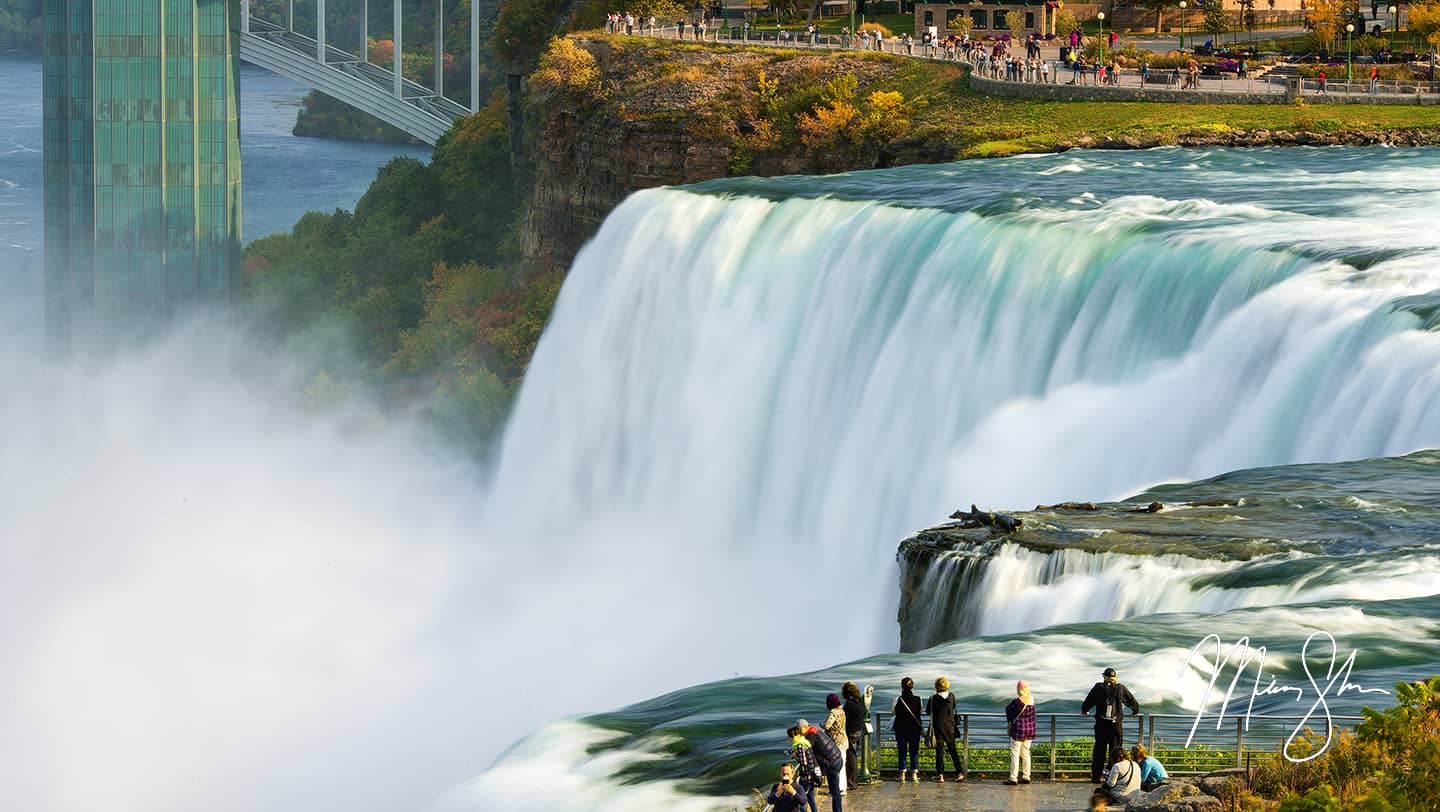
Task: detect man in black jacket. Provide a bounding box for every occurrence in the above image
[1080,667,1141,783]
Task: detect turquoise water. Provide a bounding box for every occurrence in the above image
[451,147,1440,811]
[3,65,1439,812]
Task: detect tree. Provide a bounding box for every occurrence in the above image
[1203,0,1228,41]
[1053,8,1081,35]
[1005,9,1026,39]
[1409,0,1440,52]
[1138,0,1182,33]
[1239,0,1256,38]
[1308,0,1346,51]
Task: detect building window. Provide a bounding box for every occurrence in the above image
[924,9,934,25]
[971,9,987,27]
[1025,11,1035,27]
[993,10,1007,28]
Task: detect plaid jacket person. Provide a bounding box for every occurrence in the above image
[1005,697,1037,741]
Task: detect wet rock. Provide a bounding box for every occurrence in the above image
[1037,501,1101,511]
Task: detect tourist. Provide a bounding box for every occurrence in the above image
[787,725,822,812]
[1081,667,1141,784]
[676,17,685,38]
[1132,743,1168,791]
[1090,748,1141,810]
[1140,61,1150,84]
[902,32,913,54]
[1004,679,1036,786]
[1238,58,1248,79]
[648,15,656,33]
[1369,64,1380,93]
[797,719,845,812]
[824,694,849,795]
[768,764,810,812]
[624,12,634,34]
[842,26,851,48]
[891,677,924,782]
[1318,69,1327,93]
[1041,59,1050,82]
[841,683,865,788]
[926,677,964,782]
[1171,65,1181,86]
[1093,59,1101,85]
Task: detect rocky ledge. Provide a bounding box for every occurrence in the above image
[1122,769,1244,811]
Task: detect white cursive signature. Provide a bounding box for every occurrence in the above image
[1180,631,1390,762]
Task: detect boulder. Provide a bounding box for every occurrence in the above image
[1125,780,1223,812]
[1196,769,1244,798]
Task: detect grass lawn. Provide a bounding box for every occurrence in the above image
[878,53,1440,157]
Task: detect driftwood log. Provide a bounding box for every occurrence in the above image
[949,504,1023,533]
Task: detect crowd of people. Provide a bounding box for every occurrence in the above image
[764,668,1168,812]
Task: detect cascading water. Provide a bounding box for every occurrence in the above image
[452,148,1440,809]
[10,147,1440,812]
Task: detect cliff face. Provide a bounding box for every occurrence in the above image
[514,38,966,275]
[516,105,737,275]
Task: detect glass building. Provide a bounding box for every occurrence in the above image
[43,0,241,345]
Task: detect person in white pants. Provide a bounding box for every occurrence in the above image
[1004,680,1036,785]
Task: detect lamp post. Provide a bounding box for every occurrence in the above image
[1388,4,1396,50]
[850,0,857,45]
[1346,21,1354,82]
[1179,0,1187,51]
[1098,10,1106,63]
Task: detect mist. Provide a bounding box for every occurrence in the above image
[0,304,863,812]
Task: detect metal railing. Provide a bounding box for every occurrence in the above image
[861,709,1363,778]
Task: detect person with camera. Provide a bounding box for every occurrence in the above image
[768,764,809,812]
[1080,667,1141,784]
[795,719,845,812]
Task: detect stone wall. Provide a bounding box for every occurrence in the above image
[969,72,1298,103]
[969,72,1440,105]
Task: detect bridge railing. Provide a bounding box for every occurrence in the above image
[865,709,1363,778]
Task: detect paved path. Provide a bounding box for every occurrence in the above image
[630,27,1438,100]
[830,780,1095,812]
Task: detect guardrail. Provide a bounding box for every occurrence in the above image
[860,709,1362,778]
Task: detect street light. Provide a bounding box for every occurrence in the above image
[1098,11,1106,63]
[1346,21,1354,82]
[1179,0,1187,51]
[1388,4,1396,51]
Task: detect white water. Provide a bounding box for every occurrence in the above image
[11,151,1440,812]
[911,544,1440,643]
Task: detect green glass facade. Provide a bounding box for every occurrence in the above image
[44,0,241,344]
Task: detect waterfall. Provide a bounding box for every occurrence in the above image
[900,540,1440,651]
[481,179,1440,683]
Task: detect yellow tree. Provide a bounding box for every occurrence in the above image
[1005,9,1026,40]
[1307,0,1345,51]
[1408,0,1440,52]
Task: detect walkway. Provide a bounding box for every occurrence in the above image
[837,780,1095,812]
[631,26,1439,102]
